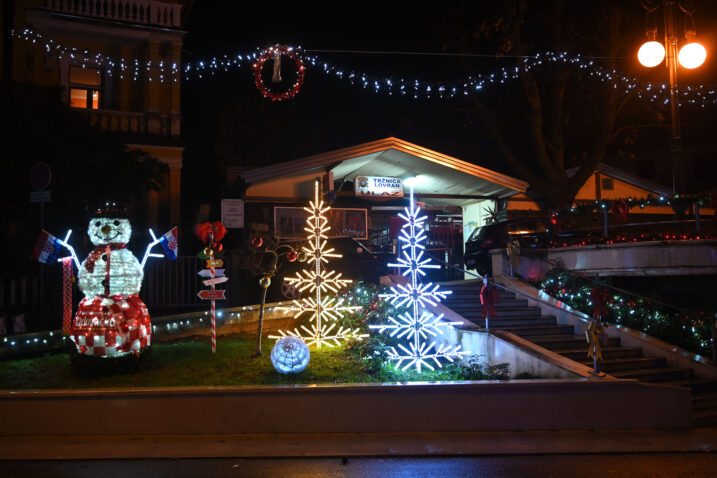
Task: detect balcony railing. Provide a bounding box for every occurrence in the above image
[44,0,182,28]
[79,108,179,137]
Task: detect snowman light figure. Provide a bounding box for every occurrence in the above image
[57,203,177,358]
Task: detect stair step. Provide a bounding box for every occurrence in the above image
[454,304,541,317]
[497,325,575,337]
[579,356,666,372]
[471,318,557,328]
[445,301,531,309]
[447,291,516,300]
[692,408,717,428]
[554,346,642,361]
[530,335,622,350]
[691,392,717,411]
[611,367,691,382]
[459,311,547,320]
[662,379,717,393]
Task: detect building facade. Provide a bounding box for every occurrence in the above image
[2,0,186,228]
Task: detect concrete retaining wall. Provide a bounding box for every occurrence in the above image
[0,379,690,435]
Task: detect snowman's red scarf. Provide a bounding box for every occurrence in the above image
[84,243,127,273]
[85,243,127,296]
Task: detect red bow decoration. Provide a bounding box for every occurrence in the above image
[611,199,629,225]
[591,286,610,318]
[195,221,227,245]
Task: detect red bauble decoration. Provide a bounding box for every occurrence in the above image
[251,235,263,248]
[253,46,305,101]
[286,251,297,262]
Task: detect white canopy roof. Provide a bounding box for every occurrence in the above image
[242,137,528,206]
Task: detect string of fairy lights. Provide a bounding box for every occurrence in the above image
[12,27,717,106]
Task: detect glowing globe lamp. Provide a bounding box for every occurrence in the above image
[678,42,706,69]
[271,336,310,373]
[638,41,666,67]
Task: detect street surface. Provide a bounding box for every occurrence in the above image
[3,453,717,477]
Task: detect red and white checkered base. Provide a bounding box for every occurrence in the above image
[70,294,151,358]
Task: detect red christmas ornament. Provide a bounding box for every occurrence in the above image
[253,45,305,101]
[251,235,263,248]
[286,251,297,262]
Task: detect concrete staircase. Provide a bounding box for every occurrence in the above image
[442,280,717,427]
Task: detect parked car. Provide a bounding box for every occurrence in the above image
[464,218,548,276]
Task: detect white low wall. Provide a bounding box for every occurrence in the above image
[491,240,717,280]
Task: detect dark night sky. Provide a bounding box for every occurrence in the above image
[178,1,717,212]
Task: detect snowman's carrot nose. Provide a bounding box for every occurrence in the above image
[101,225,112,234]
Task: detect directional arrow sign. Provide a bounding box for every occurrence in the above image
[203,276,229,286]
[198,268,225,278]
[197,289,226,300]
[206,259,224,268]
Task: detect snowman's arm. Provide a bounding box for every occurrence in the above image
[56,230,81,270]
[140,228,165,270]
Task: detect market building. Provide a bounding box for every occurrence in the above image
[237,137,529,283]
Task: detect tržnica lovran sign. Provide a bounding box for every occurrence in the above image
[354,176,404,198]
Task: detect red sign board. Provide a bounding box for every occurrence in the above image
[206,259,224,268]
[197,289,226,300]
[203,277,229,286]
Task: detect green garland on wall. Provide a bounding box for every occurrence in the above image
[538,268,714,358]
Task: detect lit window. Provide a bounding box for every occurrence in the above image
[68,66,102,109]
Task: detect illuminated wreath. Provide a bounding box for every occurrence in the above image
[253,46,305,101]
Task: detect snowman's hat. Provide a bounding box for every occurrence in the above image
[91,201,128,218]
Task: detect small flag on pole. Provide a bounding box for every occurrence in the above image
[31,230,62,264]
[159,227,179,260]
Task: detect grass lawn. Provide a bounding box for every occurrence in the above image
[0,333,492,390]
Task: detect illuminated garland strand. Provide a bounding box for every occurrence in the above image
[13,27,717,106]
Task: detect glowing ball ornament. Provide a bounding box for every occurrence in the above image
[259,276,271,288]
[271,336,310,373]
[679,42,706,69]
[638,41,665,67]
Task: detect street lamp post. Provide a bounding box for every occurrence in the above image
[638,0,707,195]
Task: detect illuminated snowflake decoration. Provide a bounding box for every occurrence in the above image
[270,181,368,348]
[370,185,468,372]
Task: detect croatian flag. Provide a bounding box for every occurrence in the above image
[31,230,62,265]
[159,227,179,260]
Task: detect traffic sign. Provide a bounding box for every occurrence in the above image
[198,268,225,278]
[29,162,52,190]
[206,259,224,268]
[197,289,226,300]
[30,191,51,203]
[203,277,229,286]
